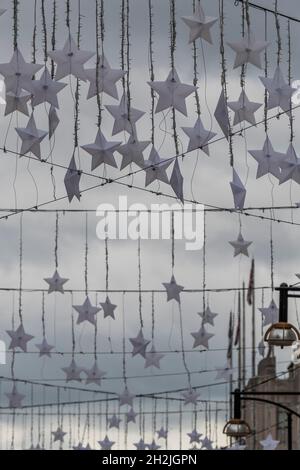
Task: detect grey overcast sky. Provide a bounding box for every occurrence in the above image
[0,0,300,449]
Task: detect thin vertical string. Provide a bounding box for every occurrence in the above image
[84,213,89,297]
[42,292,46,338]
[105,234,109,292]
[151,292,155,342]
[261,288,265,337]
[122,293,127,388]
[165,394,169,449]
[264,11,268,134]
[74,0,82,152]
[269,212,274,294]
[169,0,179,155]
[179,401,182,450]
[51,0,57,79]
[138,234,143,328]
[94,294,98,361]
[71,293,75,360]
[54,212,59,269]
[66,0,71,32]
[95,0,105,127]
[13,0,19,50]
[287,20,294,142]
[32,0,37,64]
[30,385,34,446]
[148,0,155,145]
[18,214,23,326]
[275,0,281,66]
[171,211,175,273]
[192,0,201,116]
[202,209,206,312]
[41,0,48,63]
[125,0,131,129]
[121,0,126,90]
[240,1,246,90]
[219,0,233,166]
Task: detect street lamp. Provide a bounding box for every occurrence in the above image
[264,283,300,348]
[223,389,251,438]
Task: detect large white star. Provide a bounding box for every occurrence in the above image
[182,117,216,155]
[48,35,94,81]
[279,144,300,185]
[229,232,252,257]
[181,3,217,44]
[7,324,34,352]
[249,137,285,179]
[148,68,196,116]
[260,66,296,115]
[31,67,67,108]
[106,94,145,135]
[228,90,261,126]
[73,296,100,326]
[0,48,42,93]
[191,325,214,349]
[15,114,48,159]
[259,300,279,327]
[5,90,31,116]
[260,434,280,450]
[81,129,121,171]
[227,29,268,69]
[85,54,126,100]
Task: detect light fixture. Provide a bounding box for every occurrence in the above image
[223,389,252,438]
[264,283,300,349]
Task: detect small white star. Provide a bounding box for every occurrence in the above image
[44,270,69,294]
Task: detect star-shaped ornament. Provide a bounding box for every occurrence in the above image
[162,275,184,303]
[73,296,100,326]
[49,105,60,139]
[100,296,117,320]
[64,156,81,202]
[5,90,31,116]
[48,35,94,81]
[187,429,202,444]
[106,93,145,135]
[249,137,285,179]
[52,427,67,443]
[44,270,69,294]
[144,147,172,187]
[182,117,216,155]
[279,144,300,185]
[227,29,268,69]
[230,169,246,210]
[6,384,25,408]
[259,300,279,327]
[260,66,296,115]
[73,442,90,450]
[108,414,122,429]
[181,3,217,44]
[0,48,42,93]
[85,54,126,100]
[62,359,82,383]
[214,89,230,139]
[148,440,161,450]
[229,232,252,257]
[170,159,184,203]
[198,306,218,326]
[118,387,135,407]
[156,427,168,439]
[144,346,165,369]
[98,435,115,450]
[215,362,233,381]
[148,68,196,116]
[117,135,150,171]
[191,325,214,349]
[31,67,67,108]
[84,361,106,386]
[200,436,214,450]
[126,408,138,424]
[129,329,151,358]
[16,114,48,159]
[181,388,201,406]
[81,130,121,171]
[228,90,261,126]
[134,438,147,450]
[260,434,280,450]
[35,338,54,358]
[7,324,34,352]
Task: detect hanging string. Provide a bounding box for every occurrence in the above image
[13,0,19,50]
[42,292,46,338]
[274,0,281,66]
[240,1,246,90]
[54,212,59,269]
[18,214,23,325]
[165,393,169,449]
[66,0,71,31]
[169,0,179,155]
[264,11,268,134]
[105,234,109,292]
[30,385,34,446]
[148,0,155,145]
[179,400,182,450]
[151,292,155,342]
[74,0,82,150]
[192,0,201,116]
[95,0,103,127]
[202,209,206,312]
[71,293,75,360]
[120,0,126,90]
[84,213,89,297]
[94,294,98,361]
[287,20,294,142]
[32,0,37,64]
[125,0,131,128]
[269,212,274,294]
[171,211,175,272]
[122,293,127,387]
[138,234,143,328]
[219,0,234,166]
[51,0,57,79]
[41,0,48,63]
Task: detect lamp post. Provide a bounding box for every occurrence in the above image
[264,283,300,348]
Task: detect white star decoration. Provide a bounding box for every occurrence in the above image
[191,325,214,349]
[181,3,217,45]
[260,66,296,115]
[201,436,214,450]
[117,135,150,171]
[118,387,135,407]
[228,90,261,126]
[5,90,30,116]
[182,117,216,155]
[85,54,126,100]
[229,232,252,257]
[44,270,69,294]
[156,427,168,439]
[187,429,202,444]
[52,427,67,443]
[100,296,117,320]
[81,129,121,171]
[62,359,82,383]
[84,361,106,386]
[162,275,184,303]
[259,299,279,327]
[126,408,138,424]
[249,137,285,179]
[98,435,115,450]
[198,306,218,326]
[260,434,280,450]
[106,93,145,135]
[108,414,122,429]
[134,438,147,450]
[6,384,25,408]
[129,329,151,358]
[35,338,54,358]
[227,29,268,69]
[15,114,48,159]
[279,144,300,185]
[144,147,172,187]
[181,388,201,406]
[148,439,161,450]
[0,48,42,93]
[73,296,100,326]
[230,169,246,210]
[144,346,165,369]
[31,67,67,108]
[64,155,81,202]
[7,324,34,352]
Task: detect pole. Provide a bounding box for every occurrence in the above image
[251,260,256,449]
[238,291,241,389]
[242,282,246,389]
[288,413,292,450]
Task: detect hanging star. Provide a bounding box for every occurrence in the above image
[100,296,117,320]
[73,296,100,326]
[279,144,300,185]
[200,436,214,450]
[259,300,279,327]
[35,338,54,358]
[52,427,67,443]
[73,442,90,451]
[144,147,172,187]
[129,329,151,358]
[44,270,69,294]
[170,159,184,203]
[156,427,168,440]
[108,414,122,429]
[148,68,196,116]
[7,324,34,352]
[106,94,145,135]
[249,137,285,179]
[148,440,161,450]
[117,135,150,171]
[228,90,261,126]
[84,361,106,386]
[182,117,216,155]
[258,339,265,358]
[15,114,48,159]
[98,435,115,450]
[215,362,233,381]
[64,155,81,202]
[144,346,165,369]
[230,169,246,210]
[229,232,252,257]
[5,384,25,408]
[198,306,218,326]
[227,29,268,69]
[85,54,126,100]
[187,429,202,444]
[260,434,280,450]
[31,67,67,108]
[49,105,60,139]
[191,325,214,349]
[118,387,135,407]
[214,89,230,139]
[134,438,147,450]
[181,3,217,44]
[81,129,121,171]
[162,275,184,303]
[0,48,43,93]
[48,35,94,81]
[5,90,30,116]
[181,388,201,406]
[126,408,138,424]
[61,359,82,383]
[260,66,296,115]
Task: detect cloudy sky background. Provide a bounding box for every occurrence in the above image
[0,0,300,449]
